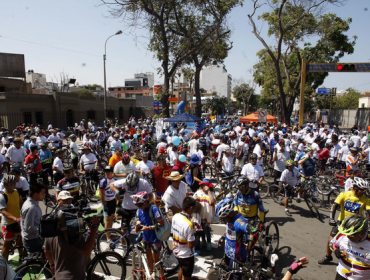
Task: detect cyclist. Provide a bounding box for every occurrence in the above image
[338,140,354,168]
[216,199,257,267]
[345,146,360,174]
[108,147,122,167]
[0,174,24,261]
[52,149,64,184]
[69,134,79,175]
[56,165,85,204]
[298,146,315,183]
[151,154,172,198]
[280,159,301,216]
[318,177,370,265]
[132,191,166,280]
[240,153,264,190]
[136,152,155,179]
[99,166,117,239]
[109,173,154,233]
[24,145,43,185]
[233,177,265,222]
[329,215,370,280]
[38,142,53,188]
[79,146,99,184]
[47,129,62,148]
[114,152,136,178]
[0,170,30,202]
[5,137,26,171]
[272,139,291,184]
[131,147,142,165]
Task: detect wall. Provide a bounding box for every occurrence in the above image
[359,97,370,108]
[201,65,230,99]
[312,108,370,128]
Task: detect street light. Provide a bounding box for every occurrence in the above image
[103,30,123,120]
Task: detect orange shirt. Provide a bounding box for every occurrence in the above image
[109,154,122,167]
[129,127,136,136]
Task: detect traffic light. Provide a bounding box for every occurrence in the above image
[336,63,356,72]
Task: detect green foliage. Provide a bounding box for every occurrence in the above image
[232,83,255,115]
[204,95,229,115]
[72,89,96,97]
[334,88,361,109]
[84,84,103,88]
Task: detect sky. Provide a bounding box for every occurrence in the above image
[1,0,370,93]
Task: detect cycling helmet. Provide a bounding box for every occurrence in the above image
[216,201,234,218]
[69,134,77,139]
[236,177,250,188]
[63,164,73,171]
[352,177,369,190]
[89,133,95,137]
[131,191,149,205]
[338,215,369,238]
[2,174,16,185]
[347,140,354,147]
[249,153,258,159]
[122,152,131,165]
[349,147,359,153]
[325,142,332,147]
[126,173,139,191]
[304,146,313,153]
[141,152,148,158]
[285,159,294,167]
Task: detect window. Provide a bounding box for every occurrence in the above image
[117,94,121,98]
[117,88,121,91]
[35,112,43,125]
[23,112,32,124]
[107,109,115,119]
[87,110,95,120]
[108,88,114,91]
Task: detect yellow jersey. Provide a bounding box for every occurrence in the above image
[334,191,370,222]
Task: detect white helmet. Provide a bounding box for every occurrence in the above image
[353,177,369,190]
[216,201,234,218]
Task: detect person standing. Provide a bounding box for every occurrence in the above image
[52,149,64,184]
[151,155,172,198]
[272,140,291,184]
[69,134,79,175]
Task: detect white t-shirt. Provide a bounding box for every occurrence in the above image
[52,157,63,174]
[216,143,229,161]
[36,136,47,144]
[240,163,264,189]
[156,142,167,150]
[0,176,29,192]
[135,160,155,175]
[274,151,290,172]
[280,168,300,186]
[80,153,98,171]
[169,151,178,166]
[222,155,234,173]
[344,178,353,192]
[162,181,188,212]
[114,178,152,210]
[114,161,136,175]
[253,144,263,166]
[188,139,198,155]
[48,135,61,147]
[172,212,195,258]
[70,141,79,159]
[350,135,361,148]
[5,146,27,164]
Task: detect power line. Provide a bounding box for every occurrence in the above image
[352,81,370,89]
[0,35,100,57]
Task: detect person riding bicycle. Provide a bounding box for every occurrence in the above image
[319,177,370,265]
[0,170,30,202]
[136,152,155,180]
[233,177,265,222]
[280,159,301,216]
[5,137,26,171]
[109,173,154,233]
[240,153,264,190]
[216,199,257,267]
[0,174,24,261]
[56,165,85,205]
[69,134,79,174]
[114,152,136,178]
[132,191,166,280]
[38,142,53,188]
[329,215,370,280]
[24,145,42,185]
[345,146,360,174]
[298,146,315,183]
[79,146,99,183]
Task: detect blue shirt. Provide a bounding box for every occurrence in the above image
[225,213,249,262]
[269,139,277,152]
[138,205,162,243]
[38,148,53,163]
[24,139,30,150]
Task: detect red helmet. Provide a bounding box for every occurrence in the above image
[122,152,131,165]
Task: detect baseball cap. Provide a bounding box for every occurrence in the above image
[57,191,73,200]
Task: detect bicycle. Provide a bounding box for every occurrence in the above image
[13,251,54,280]
[0,221,26,263]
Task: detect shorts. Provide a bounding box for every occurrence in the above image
[72,157,78,169]
[117,208,137,229]
[216,161,222,168]
[177,256,195,277]
[2,225,20,241]
[273,170,282,183]
[284,185,293,198]
[330,225,339,238]
[104,199,117,217]
[143,238,162,254]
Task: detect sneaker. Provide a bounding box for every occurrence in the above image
[207,242,212,251]
[194,250,201,256]
[296,197,301,203]
[318,255,333,265]
[285,210,292,217]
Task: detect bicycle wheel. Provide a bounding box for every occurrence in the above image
[327,189,340,209]
[161,244,179,274]
[97,229,130,260]
[309,186,324,208]
[315,175,333,195]
[132,247,145,280]
[268,185,284,205]
[263,166,272,179]
[87,251,126,280]
[14,260,54,280]
[264,221,279,255]
[304,195,321,220]
[258,180,269,199]
[203,165,214,178]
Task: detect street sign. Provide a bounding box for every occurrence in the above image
[317,88,331,95]
[258,109,267,122]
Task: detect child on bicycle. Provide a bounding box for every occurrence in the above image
[132,191,166,280]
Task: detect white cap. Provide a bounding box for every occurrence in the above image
[57,191,73,200]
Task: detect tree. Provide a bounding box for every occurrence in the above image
[71,89,96,97]
[335,88,361,109]
[102,0,239,117]
[85,84,103,88]
[204,93,229,116]
[232,83,255,115]
[248,0,355,124]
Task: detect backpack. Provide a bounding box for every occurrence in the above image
[185,170,193,186]
[148,204,171,241]
[236,143,244,160]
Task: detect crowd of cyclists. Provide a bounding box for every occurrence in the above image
[0,116,369,280]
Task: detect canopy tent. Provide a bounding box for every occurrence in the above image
[163,113,204,123]
[239,111,278,125]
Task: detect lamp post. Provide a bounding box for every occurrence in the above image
[103,30,122,120]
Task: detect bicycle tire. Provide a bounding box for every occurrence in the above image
[161,244,179,274]
[203,165,214,178]
[315,175,333,195]
[327,189,340,209]
[86,251,126,280]
[96,229,131,260]
[304,195,321,220]
[309,186,324,208]
[264,221,279,255]
[258,180,269,199]
[269,185,284,205]
[14,260,54,280]
[132,247,145,280]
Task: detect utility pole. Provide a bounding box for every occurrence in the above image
[329,87,337,124]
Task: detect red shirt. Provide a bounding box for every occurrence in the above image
[24,153,42,172]
[318,148,330,161]
[151,165,172,193]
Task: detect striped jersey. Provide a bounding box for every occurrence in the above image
[172,212,195,258]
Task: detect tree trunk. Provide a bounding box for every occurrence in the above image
[194,66,202,117]
[161,72,170,118]
[243,100,247,115]
[274,61,290,125]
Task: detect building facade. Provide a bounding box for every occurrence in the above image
[200,65,232,100]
